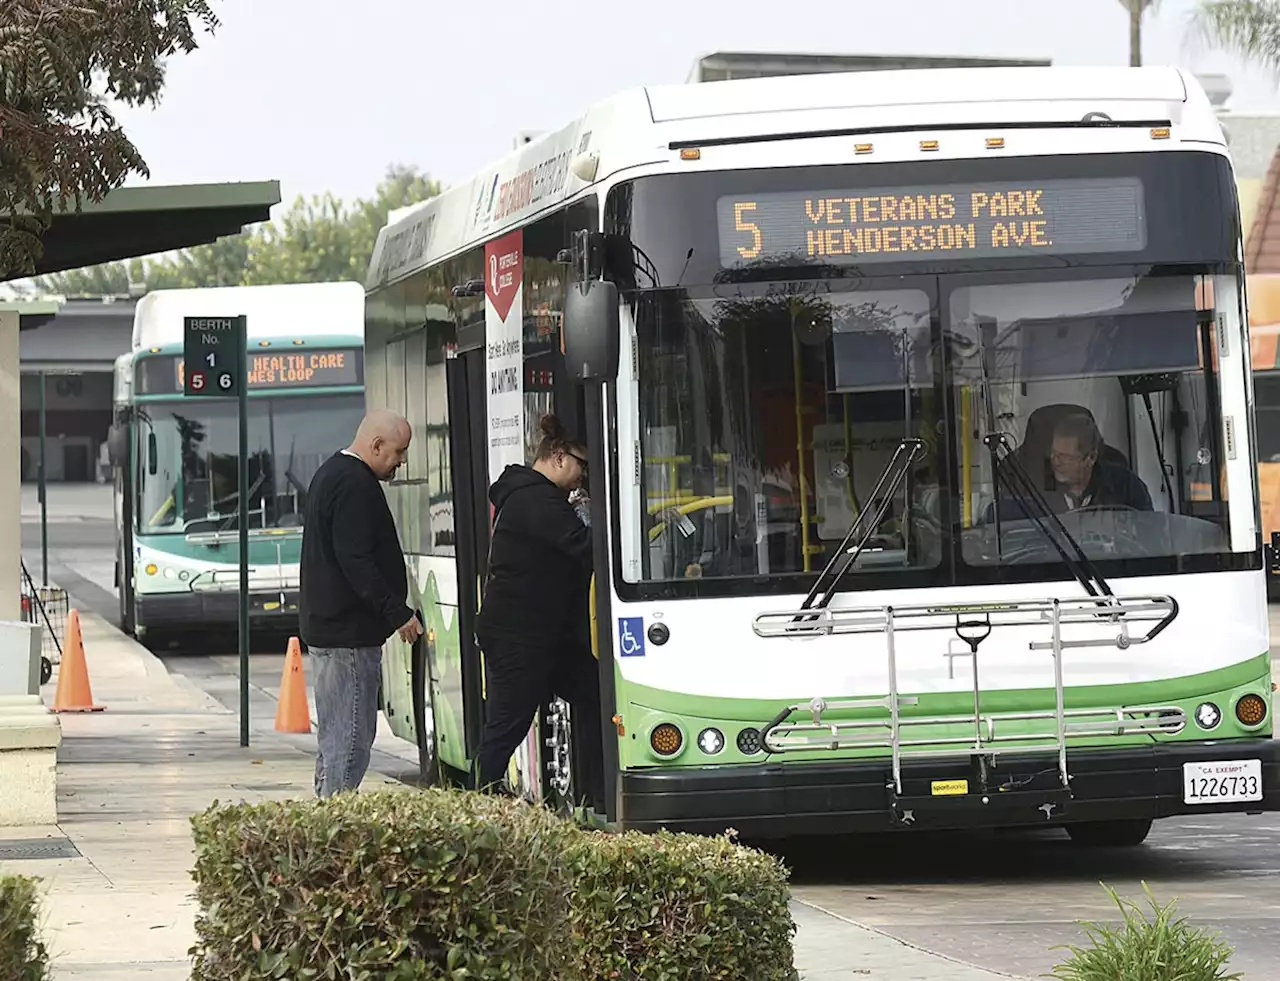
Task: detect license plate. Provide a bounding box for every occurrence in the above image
[1182,759,1263,804]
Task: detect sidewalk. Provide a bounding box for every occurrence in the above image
[0,607,1028,981]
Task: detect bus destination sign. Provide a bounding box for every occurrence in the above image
[139,347,363,396]
[716,177,1146,267]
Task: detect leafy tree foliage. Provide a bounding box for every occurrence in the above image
[1192,1,1280,75]
[32,164,441,295]
[0,0,219,278]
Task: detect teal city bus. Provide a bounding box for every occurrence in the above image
[108,282,366,644]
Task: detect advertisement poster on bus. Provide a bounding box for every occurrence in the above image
[483,228,540,800]
[485,229,524,483]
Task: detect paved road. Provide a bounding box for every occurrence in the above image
[779,817,1280,978]
[25,484,1280,978]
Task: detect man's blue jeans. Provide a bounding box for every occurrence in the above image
[310,646,382,798]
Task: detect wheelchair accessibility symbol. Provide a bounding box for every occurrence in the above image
[617,617,646,658]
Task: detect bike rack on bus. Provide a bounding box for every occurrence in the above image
[751,593,1181,821]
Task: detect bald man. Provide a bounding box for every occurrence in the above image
[299,409,422,798]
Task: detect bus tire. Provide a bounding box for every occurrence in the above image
[412,630,441,787]
[116,558,135,636]
[1065,817,1153,847]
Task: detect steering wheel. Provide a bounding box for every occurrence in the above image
[1060,505,1155,557]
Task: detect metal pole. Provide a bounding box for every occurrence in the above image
[38,371,48,586]
[237,318,250,748]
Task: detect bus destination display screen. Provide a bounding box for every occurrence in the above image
[716,177,1147,267]
[136,347,364,395]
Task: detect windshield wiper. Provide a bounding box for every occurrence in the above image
[797,438,925,616]
[983,432,1113,598]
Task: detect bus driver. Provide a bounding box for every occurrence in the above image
[1048,413,1153,512]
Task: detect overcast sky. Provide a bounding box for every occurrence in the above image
[103,0,1280,211]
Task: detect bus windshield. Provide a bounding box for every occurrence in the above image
[136,394,364,534]
[628,268,1246,591]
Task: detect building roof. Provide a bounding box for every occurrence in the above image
[7,180,281,282]
[1245,147,1280,277]
[17,297,136,372]
[0,299,60,330]
[686,50,1052,83]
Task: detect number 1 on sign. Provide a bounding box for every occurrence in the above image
[205,352,217,368]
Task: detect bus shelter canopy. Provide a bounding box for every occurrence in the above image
[6,180,281,282]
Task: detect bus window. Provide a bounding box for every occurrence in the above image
[950,271,1234,571]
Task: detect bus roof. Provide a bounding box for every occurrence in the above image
[367,65,1223,292]
[131,281,365,351]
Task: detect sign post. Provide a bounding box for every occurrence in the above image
[183,315,250,748]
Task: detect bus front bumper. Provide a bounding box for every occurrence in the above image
[617,739,1280,838]
[136,590,299,631]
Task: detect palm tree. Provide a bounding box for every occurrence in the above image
[1119,0,1161,66]
[1191,0,1280,75]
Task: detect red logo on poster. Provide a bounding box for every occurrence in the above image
[485,230,523,322]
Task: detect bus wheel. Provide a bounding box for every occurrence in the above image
[544,698,576,817]
[1066,818,1153,847]
[412,632,440,787]
[116,567,135,636]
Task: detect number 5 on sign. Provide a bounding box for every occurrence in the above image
[735,201,762,260]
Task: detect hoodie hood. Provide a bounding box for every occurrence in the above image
[489,463,555,511]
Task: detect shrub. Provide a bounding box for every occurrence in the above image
[0,875,49,981]
[1047,881,1242,981]
[189,789,579,980]
[190,789,798,981]
[567,828,797,981]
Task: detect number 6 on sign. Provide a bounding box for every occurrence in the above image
[218,372,234,390]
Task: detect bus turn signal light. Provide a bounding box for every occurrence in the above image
[1235,693,1267,727]
[650,722,682,756]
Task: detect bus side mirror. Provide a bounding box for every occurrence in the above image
[106,424,128,468]
[147,432,158,476]
[563,280,619,383]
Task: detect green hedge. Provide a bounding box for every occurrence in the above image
[568,829,795,981]
[189,788,796,981]
[0,875,49,981]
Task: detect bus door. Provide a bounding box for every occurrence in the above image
[444,346,490,776]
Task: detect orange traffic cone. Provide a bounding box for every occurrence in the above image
[51,609,105,713]
[274,636,312,733]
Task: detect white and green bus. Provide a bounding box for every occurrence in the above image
[108,282,366,644]
[366,65,1278,843]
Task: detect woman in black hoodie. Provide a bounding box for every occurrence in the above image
[474,414,603,806]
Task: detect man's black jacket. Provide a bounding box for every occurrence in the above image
[299,452,412,648]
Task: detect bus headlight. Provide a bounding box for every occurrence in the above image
[1194,702,1222,731]
[1235,693,1268,728]
[697,727,725,755]
[737,727,763,755]
[649,723,683,757]
[144,564,158,576]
